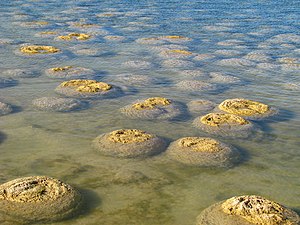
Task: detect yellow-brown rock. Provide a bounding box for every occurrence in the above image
[39,31,58,35]
[196,195,300,225]
[60,79,112,93]
[108,129,153,144]
[0,176,82,223]
[222,195,300,225]
[58,33,91,41]
[20,45,60,54]
[167,49,193,55]
[93,129,166,158]
[51,66,73,72]
[178,137,222,153]
[132,97,171,110]
[219,98,270,116]
[162,35,189,40]
[200,113,249,127]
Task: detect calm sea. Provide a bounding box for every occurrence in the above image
[0,0,299,224]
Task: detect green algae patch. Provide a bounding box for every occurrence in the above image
[60,79,112,93]
[108,129,153,144]
[200,113,250,127]
[20,45,60,54]
[132,97,171,110]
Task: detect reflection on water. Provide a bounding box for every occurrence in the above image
[0,0,299,224]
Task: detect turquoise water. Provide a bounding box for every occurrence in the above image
[0,0,299,224]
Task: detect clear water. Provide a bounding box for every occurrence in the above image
[0,0,299,224]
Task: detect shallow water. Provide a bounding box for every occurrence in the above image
[0,0,299,224]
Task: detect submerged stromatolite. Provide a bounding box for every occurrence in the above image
[1,69,40,78]
[0,176,82,224]
[196,195,300,225]
[187,99,216,114]
[32,97,88,112]
[175,80,218,92]
[165,137,239,167]
[0,102,13,116]
[120,97,184,120]
[93,129,167,158]
[45,66,95,79]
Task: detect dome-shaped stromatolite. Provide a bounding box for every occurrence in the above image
[196,195,300,225]
[218,98,277,120]
[1,69,40,78]
[0,102,13,116]
[45,66,95,79]
[159,35,192,43]
[120,97,184,120]
[110,74,159,87]
[32,97,88,112]
[159,49,194,59]
[165,137,239,167]
[55,79,122,99]
[93,129,167,158]
[19,45,60,55]
[56,33,91,41]
[187,99,216,114]
[193,113,254,137]
[175,80,217,92]
[0,176,82,224]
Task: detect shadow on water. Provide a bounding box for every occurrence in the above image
[93,70,110,79]
[80,188,102,214]
[233,144,251,168]
[68,187,102,222]
[11,105,22,114]
[169,101,191,122]
[249,108,296,141]
[292,207,300,216]
[0,131,7,144]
